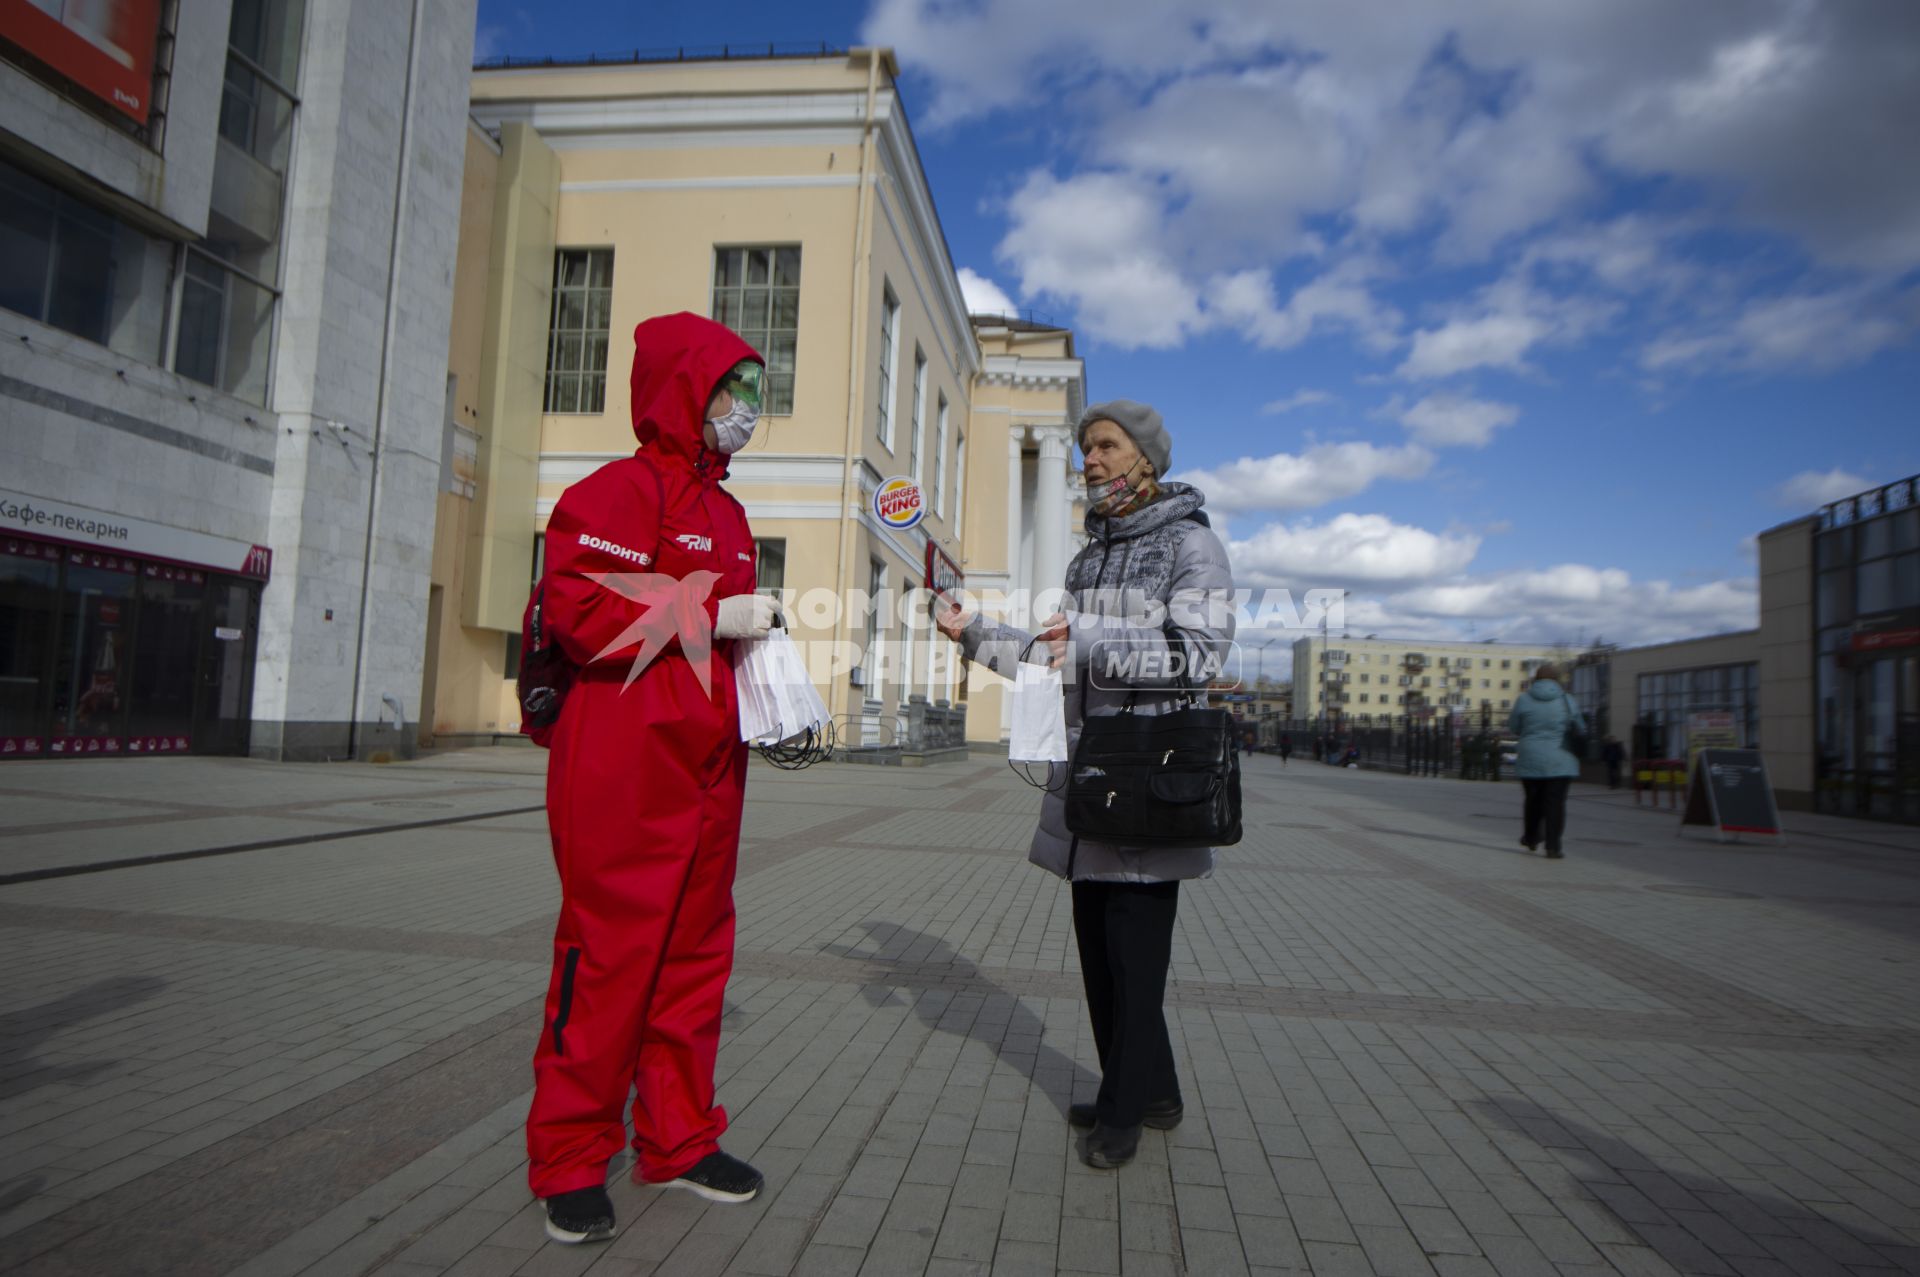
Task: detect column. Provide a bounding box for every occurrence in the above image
[1033,427,1070,603]
[1005,426,1027,601]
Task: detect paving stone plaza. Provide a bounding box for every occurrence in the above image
[1,749,1917,1276]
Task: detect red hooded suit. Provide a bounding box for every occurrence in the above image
[524,313,761,1197]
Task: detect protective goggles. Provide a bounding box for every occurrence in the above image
[718,360,763,411]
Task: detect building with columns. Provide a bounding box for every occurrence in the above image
[427,48,1086,755]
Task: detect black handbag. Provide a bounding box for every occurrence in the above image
[1064,626,1242,850]
[517,580,574,733]
[1560,695,1588,757]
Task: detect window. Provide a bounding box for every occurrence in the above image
[1359,693,1369,704]
[953,431,966,536]
[900,577,915,694]
[1359,673,1369,684]
[711,246,798,414]
[1501,679,1511,689]
[876,284,899,448]
[545,249,613,413]
[934,393,950,516]
[908,349,927,482]
[177,0,305,402]
[863,558,884,692]
[1500,699,1511,709]
[1481,679,1490,688]
[0,158,173,365]
[755,539,786,594]
[1501,659,1511,669]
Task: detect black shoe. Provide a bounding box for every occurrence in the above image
[1545,847,1564,859]
[1082,1123,1141,1169]
[543,1185,615,1244]
[1069,1098,1183,1130]
[1520,837,1538,851]
[660,1150,763,1203]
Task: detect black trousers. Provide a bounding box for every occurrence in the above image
[1071,880,1180,1129]
[1521,777,1572,851]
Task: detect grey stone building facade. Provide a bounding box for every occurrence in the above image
[1,0,477,761]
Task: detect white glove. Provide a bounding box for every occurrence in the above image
[715,593,780,640]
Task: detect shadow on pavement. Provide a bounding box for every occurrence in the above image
[822,920,1097,1119]
[1469,1097,1920,1272]
[0,975,167,1102]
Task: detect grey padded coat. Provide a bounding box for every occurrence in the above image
[960,482,1237,882]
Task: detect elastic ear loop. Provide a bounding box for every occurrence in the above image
[1006,632,1069,794]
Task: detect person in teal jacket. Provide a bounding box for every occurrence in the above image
[1505,664,1586,858]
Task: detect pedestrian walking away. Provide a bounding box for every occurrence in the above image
[1278,734,1292,766]
[1507,663,1585,859]
[519,312,776,1244]
[937,398,1236,1171]
[1602,734,1626,789]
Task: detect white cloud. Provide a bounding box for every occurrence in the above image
[998,171,1202,349]
[1381,568,1758,648]
[956,267,1017,317]
[1393,393,1519,448]
[1229,514,1482,588]
[1772,468,1868,508]
[1642,286,1917,374]
[1176,442,1433,516]
[1261,390,1334,416]
[1395,313,1548,380]
[1208,264,1403,354]
[1217,507,1759,648]
[1396,276,1616,379]
[874,0,1920,367]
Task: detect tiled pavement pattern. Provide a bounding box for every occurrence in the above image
[2,751,1919,1275]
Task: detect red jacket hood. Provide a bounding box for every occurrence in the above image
[629,312,763,470]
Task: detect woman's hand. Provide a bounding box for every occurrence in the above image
[1037,612,1070,669]
[934,602,973,643]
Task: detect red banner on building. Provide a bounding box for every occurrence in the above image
[2,0,163,124]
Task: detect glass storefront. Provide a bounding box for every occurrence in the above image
[0,535,260,758]
[1633,662,1759,761]
[1813,480,1920,821]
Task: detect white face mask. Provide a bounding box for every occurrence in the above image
[707,400,759,454]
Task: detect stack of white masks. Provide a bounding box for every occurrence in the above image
[735,628,832,745]
[1009,661,1068,762]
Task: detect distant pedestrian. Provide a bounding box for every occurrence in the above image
[1602,736,1625,789]
[1279,735,1292,766]
[1507,664,1585,859]
[936,399,1234,1171]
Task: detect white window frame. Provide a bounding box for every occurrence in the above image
[909,347,926,484]
[933,392,949,518]
[876,285,899,450]
[953,431,966,538]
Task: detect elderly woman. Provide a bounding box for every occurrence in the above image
[1507,663,1586,858]
[936,400,1236,1170]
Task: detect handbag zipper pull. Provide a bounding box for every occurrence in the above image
[1162,749,1174,764]
[1105,791,1116,809]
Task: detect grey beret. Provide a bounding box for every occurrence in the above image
[1076,399,1170,476]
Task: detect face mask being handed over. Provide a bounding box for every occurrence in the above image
[1090,456,1147,516]
[708,400,759,454]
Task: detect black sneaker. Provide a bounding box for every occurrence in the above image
[1069,1098,1183,1131]
[1082,1123,1141,1169]
[1520,837,1538,851]
[661,1151,763,1203]
[543,1185,615,1244]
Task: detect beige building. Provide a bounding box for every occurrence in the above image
[423,49,1085,755]
[1292,634,1580,731]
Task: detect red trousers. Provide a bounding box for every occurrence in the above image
[525,690,749,1197]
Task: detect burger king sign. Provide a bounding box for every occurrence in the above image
[872,476,925,531]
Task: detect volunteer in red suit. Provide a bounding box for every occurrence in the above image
[526,312,778,1245]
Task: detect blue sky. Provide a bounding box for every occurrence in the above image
[475,0,1920,657]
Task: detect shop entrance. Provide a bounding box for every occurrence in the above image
[1,536,261,758]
